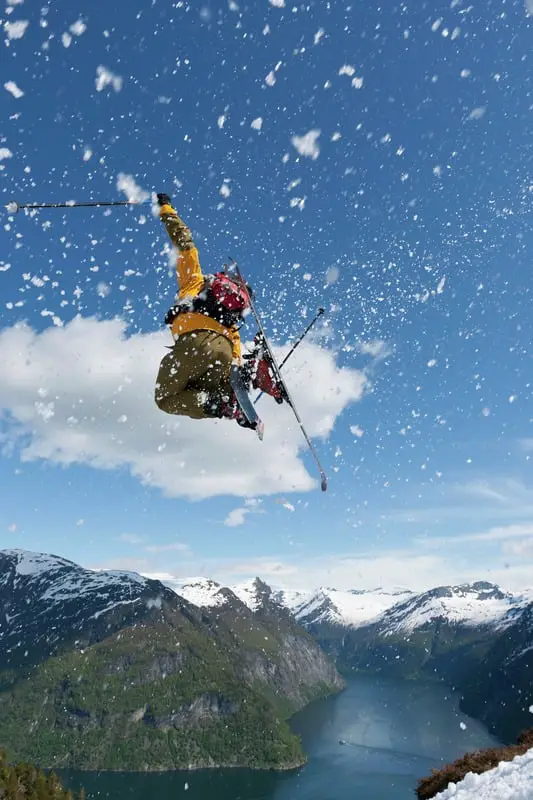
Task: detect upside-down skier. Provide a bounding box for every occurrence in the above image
[155,193,277,429]
[5,189,328,488]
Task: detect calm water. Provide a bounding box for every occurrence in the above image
[61,676,500,800]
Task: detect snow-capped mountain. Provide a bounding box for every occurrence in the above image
[0,549,344,772]
[165,576,530,636]
[0,548,177,670]
[284,586,414,629]
[373,581,529,636]
[169,576,230,609]
[170,576,287,615]
[169,578,414,629]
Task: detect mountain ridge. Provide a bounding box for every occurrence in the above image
[167,570,533,742]
[0,549,343,771]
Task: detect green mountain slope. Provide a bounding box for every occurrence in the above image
[0,551,344,771]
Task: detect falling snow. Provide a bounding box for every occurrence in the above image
[4,81,23,98]
[291,129,321,160]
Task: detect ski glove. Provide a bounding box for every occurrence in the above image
[157,193,172,207]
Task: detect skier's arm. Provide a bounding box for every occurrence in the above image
[157,195,203,297]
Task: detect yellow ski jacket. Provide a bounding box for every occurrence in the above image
[159,203,242,362]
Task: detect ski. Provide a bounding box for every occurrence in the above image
[230,365,264,441]
[228,258,328,492]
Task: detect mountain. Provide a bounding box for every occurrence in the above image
[458,601,533,741]
[278,585,413,658]
[176,578,412,629]
[336,581,533,741]
[0,550,344,772]
[291,586,413,627]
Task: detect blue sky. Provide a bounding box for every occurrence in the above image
[1,0,533,592]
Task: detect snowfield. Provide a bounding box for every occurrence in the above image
[288,586,413,628]
[433,747,533,799]
[171,577,228,609]
[381,584,527,636]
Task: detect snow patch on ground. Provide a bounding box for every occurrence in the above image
[231,579,264,612]
[433,747,533,799]
[3,549,73,577]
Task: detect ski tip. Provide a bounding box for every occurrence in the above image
[320,474,328,492]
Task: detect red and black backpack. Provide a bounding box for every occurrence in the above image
[165,272,252,329]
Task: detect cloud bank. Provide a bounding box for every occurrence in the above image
[0,316,370,499]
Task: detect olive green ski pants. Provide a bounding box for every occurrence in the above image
[155,330,233,420]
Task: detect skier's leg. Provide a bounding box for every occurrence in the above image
[155,333,216,419]
[155,332,233,420]
[193,332,233,397]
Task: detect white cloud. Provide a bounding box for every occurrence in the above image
[145,541,191,555]
[455,480,509,503]
[504,538,533,557]
[417,523,533,548]
[97,539,533,594]
[95,65,123,93]
[4,20,29,40]
[224,508,249,527]
[180,545,533,593]
[0,317,369,500]
[4,81,24,99]
[291,129,321,160]
[117,533,145,545]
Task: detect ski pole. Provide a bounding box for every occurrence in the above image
[279,307,325,370]
[254,307,325,404]
[230,258,328,492]
[5,199,150,214]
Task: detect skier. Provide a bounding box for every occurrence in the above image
[154,193,254,424]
